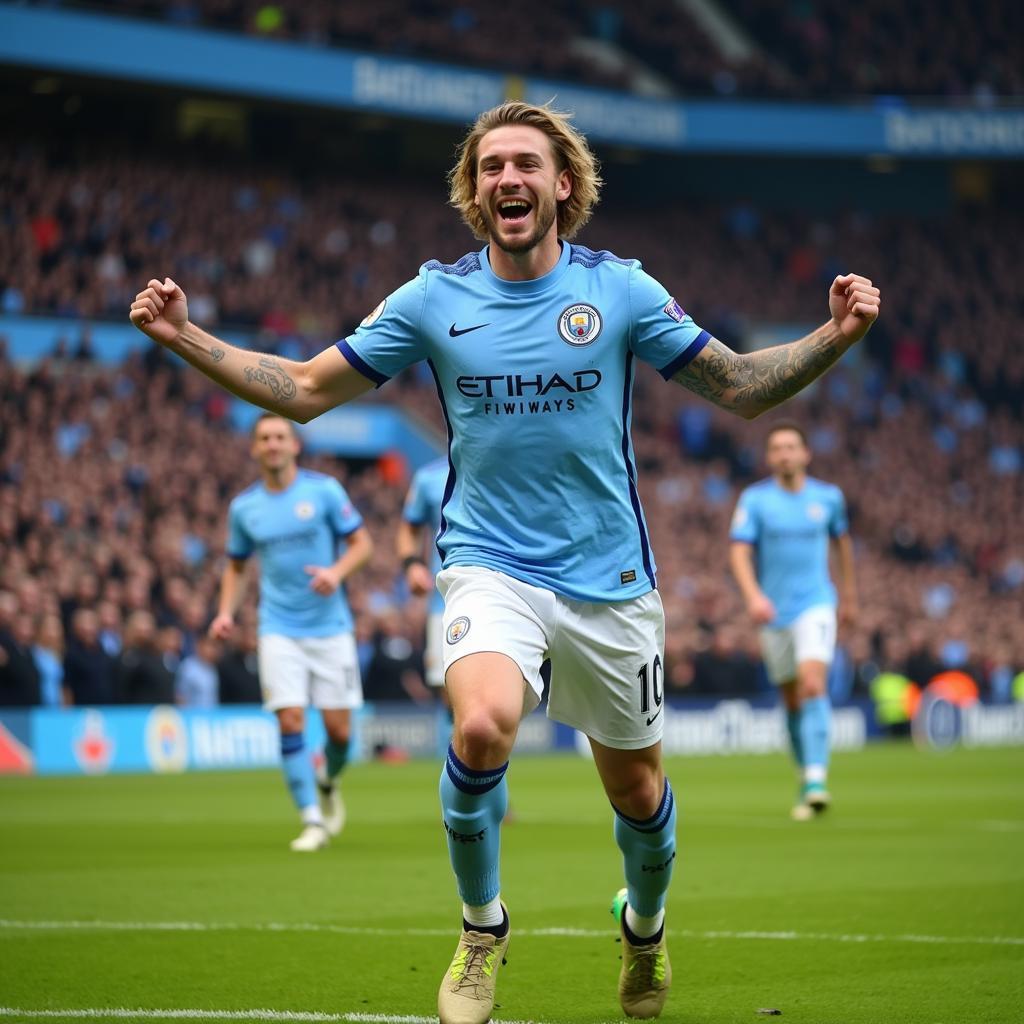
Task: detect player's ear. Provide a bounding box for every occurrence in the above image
[556,169,572,202]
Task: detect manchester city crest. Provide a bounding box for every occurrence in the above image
[446,616,470,645]
[360,298,387,327]
[558,303,603,347]
[294,501,315,520]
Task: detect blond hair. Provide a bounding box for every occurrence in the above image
[449,101,602,241]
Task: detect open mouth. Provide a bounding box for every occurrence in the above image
[497,198,532,222]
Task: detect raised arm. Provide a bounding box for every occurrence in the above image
[674,273,880,419]
[130,278,374,422]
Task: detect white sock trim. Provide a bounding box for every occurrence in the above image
[804,765,827,785]
[463,897,504,929]
[625,905,665,940]
[301,806,325,826]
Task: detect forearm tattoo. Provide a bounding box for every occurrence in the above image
[242,357,297,401]
[674,330,846,415]
[210,347,225,362]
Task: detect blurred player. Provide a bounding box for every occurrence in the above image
[729,422,857,821]
[208,413,373,851]
[396,456,448,698]
[131,101,879,1020]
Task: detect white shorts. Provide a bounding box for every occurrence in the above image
[258,632,363,712]
[759,605,837,685]
[424,612,444,688]
[436,567,665,750]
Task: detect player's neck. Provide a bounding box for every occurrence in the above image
[262,463,298,492]
[487,233,562,281]
[775,471,806,492]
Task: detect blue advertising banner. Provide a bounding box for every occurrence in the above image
[2,5,1022,158]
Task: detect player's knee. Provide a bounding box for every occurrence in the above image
[609,770,664,821]
[276,707,304,734]
[326,723,350,745]
[453,707,516,766]
[797,669,827,702]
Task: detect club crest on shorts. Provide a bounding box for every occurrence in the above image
[360,298,387,327]
[558,303,602,346]
[294,501,315,520]
[446,616,470,644]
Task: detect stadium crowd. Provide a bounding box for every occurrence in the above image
[29,0,1024,100]
[1,140,1022,710]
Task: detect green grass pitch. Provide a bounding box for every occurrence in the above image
[1,743,1022,1023]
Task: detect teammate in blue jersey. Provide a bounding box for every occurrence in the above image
[396,457,449,694]
[730,422,857,821]
[131,101,880,1021]
[208,412,373,851]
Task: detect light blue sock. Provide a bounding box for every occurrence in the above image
[786,709,805,767]
[800,696,831,782]
[613,779,677,918]
[439,744,508,907]
[281,731,318,814]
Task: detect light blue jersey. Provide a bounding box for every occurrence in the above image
[730,476,848,626]
[402,457,449,614]
[227,469,363,637]
[338,242,710,603]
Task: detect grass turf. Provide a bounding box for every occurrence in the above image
[1,742,1022,1023]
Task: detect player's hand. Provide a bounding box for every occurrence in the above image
[839,599,859,629]
[405,561,433,597]
[305,565,341,596]
[129,277,189,345]
[828,273,880,344]
[208,613,234,641]
[747,592,776,625]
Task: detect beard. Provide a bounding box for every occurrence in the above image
[482,194,558,254]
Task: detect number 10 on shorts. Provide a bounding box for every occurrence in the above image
[638,654,663,722]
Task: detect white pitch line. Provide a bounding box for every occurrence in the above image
[0,1011,588,1024]
[1,919,1021,946]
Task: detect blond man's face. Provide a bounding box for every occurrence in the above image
[474,125,571,254]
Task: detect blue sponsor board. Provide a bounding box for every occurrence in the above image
[27,705,328,776]
[2,6,1023,158]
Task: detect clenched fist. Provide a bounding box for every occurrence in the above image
[129,277,189,346]
[828,273,880,344]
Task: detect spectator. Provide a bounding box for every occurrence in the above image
[63,608,115,706]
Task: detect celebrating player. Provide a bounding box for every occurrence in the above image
[131,101,879,1021]
[396,456,449,698]
[729,422,858,820]
[209,412,373,851]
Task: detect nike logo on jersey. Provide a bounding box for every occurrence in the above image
[646,708,662,727]
[449,322,490,337]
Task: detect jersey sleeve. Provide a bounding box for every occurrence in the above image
[326,479,364,538]
[226,499,253,560]
[729,489,760,544]
[402,472,431,525]
[628,265,712,379]
[828,486,849,538]
[335,271,428,386]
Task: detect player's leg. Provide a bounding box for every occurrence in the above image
[259,634,327,850]
[792,606,838,817]
[310,632,363,836]
[549,590,672,1018]
[276,705,328,850]
[434,568,549,1024]
[761,625,803,768]
[592,740,675,1017]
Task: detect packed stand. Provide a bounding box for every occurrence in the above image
[26,0,1024,99]
[1,144,1022,706]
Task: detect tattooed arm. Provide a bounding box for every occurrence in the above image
[129,277,373,422]
[674,273,880,419]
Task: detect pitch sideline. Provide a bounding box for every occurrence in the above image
[0,919,1021,946]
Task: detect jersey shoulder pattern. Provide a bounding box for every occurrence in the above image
[568,244,637,270]
[421,252,483,277]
